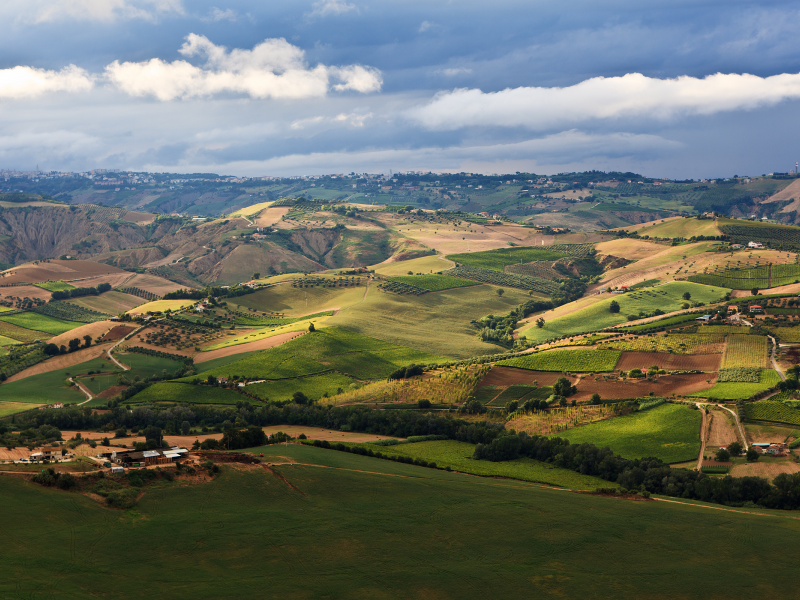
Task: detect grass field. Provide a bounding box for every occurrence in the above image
[191,327,443,383]
[635,217,722,238]
[0,356,113,403]
[372,254,455,276]
[690,369,782,400]
[34,280,75,292]
[744,401,800,426]
[722,335,768,368]
[127,299,195,314]
[351,439,614,489]
[0,401,42,417]
[232,284,366,317]
[203,317,329,351]
[246,372,358,403]
[118,353,186,379]
[387,274,478,291]
[126,382,243,405]
[329,283,535,358]
[519,281,729,342]
[497,349,622,372]
[2,444,800,598]
[0,334,19,346]
[67,290,143,314]
[551,403,702,463]
[447,247,564,271]
[0,320,48,343]
[0,312,82,336]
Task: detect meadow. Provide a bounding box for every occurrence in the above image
[202,318,327,351]
[635,217,721,238]
[232,283,366,317]
[0,356,113,403]
[67,290,144,314]
[519,281,729,342]
[550,403,702,463]
[34,280,75,292]
[690,369,782,400]
[497,349,621,372]
[3,445,800,598]
[0,401,41,417]
[125,382,243,405]
[0,312,82,336]
[446,246,565,271]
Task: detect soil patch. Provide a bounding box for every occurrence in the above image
[0,260,126,285]
[706,410,739,447]
[96,385,129,399]
[616,352,721,372]
[49,320,118,346]
[100,325,135,342]
[195,331,306,363]
[573,373,716,401]
[731,460,800,481]
[479,367,576,388]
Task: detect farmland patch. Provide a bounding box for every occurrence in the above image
[615,351,721,372]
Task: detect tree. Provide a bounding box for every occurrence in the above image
[505,400,519,413]
[418,399,431,409]
[252,272,260,280]
[68,338,81,352]
[715,447,731,462]
[609,300,620,313]
[496,288,504,297]
[553,376,576,397]
[682,291,691,301]
[308,322,315,332]
[535,317,545,328]
[727,441,743,456]
[143,425,162,447]
[44,343,60,356]
[292,391,310,405]
[590,393,601,405]
[751,287,759,296]
[83,334,92,348]
[746,447,759,462]
[181,421,191,435]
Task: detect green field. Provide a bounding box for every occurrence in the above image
[520,281,730,342]
[0,401,42,417]
[126,382,244,405]
[387,274,478,291]
[34,280,75,292]
[231,284,366,317]
[0,334,19,346]
[722,334,768,368]
[0,357,114,403]
[329,284,534,358]
[119,353,186,379]
[744,401,800,426]
[0,320,49,342]
[551,403,702,463]
[2,444,800,598]
[190,327,443,383]
[497,349,621,372]
[247,372,358,403]
[447,247,565,271]
[232,310,333,326]
[690,369,781,400]
[0,312,82,336]
[689,263,800,290]
[616,313,698,332]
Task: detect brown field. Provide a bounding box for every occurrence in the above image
[0,285,56,303]
[49,320,119,346]
[4,343,114,383]
[731,281,800,297]
[96,385,128,399]
[706,410,739,447]
[594,238,667,262]
[253,206,290,227]
[764,178,800,206]
[123,339,195,357]
[99,325,136,342]
[573,373,716,401]
[616,352,721,372]
[730,460,800,481]
[124,273,187,295]
[194,330,306,363]
[122,210,155,224]
[744,422,796,444]
[0,260,126,284]
[478,367,576,388]
[68,290,143,314]
[609,216,682,232]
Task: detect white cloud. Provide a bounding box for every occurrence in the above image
[419,21,433,33]
[0,65,94,99]
[306,0,357,18]
[291,112,372,130]
[436,67,472,77]
[409,71,800,130]
[105,34,382,101]
[203,7,237,22]
[27,0,184,23]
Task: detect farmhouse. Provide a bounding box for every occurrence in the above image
[28,448,70,462]
[749,305,763,314]
[111,447,188,467]
[747,241,764,249]
[696,315,712,323]
[727,305,737,314]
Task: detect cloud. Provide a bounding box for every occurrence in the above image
[436,67,472,77]
[290,112,371,130]
[419,21,433,33]
[105,34,382,100]
[203,7,237,22]
[0,65,94,99]
[28,0,184,23]
[409,71,800,130]
[306,0,357,18]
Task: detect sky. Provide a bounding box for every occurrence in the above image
[1,0,800,178]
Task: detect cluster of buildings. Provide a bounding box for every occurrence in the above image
[98,447,189,467]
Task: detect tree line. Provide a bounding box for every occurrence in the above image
[51,282,111,301]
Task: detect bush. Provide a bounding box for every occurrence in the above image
[106,488,138,509]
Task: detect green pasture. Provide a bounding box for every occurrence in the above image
[193,351,261,372]
[0,312,82,336]
[118,353,186,380]
[34,280,75,292]
[387,274,478,291]
[246,372,357,403]
[497,349,621,372]
[690,369,782,400]
[329,284,533,358]
[232,310,333,326]
[520,281,730,342]
[446,247,564,271]
[126,382,243,405]
[0,356,114,403]
[2,445,800,598]
[0,320,48,343]
[231,281,366,317]
[0,334,19,346]
[550,403,702,463]
[190,327,443,382]
[0,401,42,417]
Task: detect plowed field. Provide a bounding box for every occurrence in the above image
[574,373,716,401]
[616,352,721,372]
[706,410,739,447]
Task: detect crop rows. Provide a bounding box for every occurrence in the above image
[445,266,559,293]
[506,404,615,436]
[598,333,725,355]
[497,349,621,372]
[689,263,800,289]
[446,247,565,272]
[378,281,429,296]
[291,277,362,288]
[31,302,110,324]
[690,369,781,400]
[721,335,767,368]
[505,261,563,280]
[720,223,800,249]
[717,367,761,382]
[767,327,800,343]
[547,244,594,257]
[119,287,159,301]
[744,401,800,425]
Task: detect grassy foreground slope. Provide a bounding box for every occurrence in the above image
[2,446,800,598]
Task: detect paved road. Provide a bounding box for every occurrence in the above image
[106,325,147,371]
[69,378,94,405]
